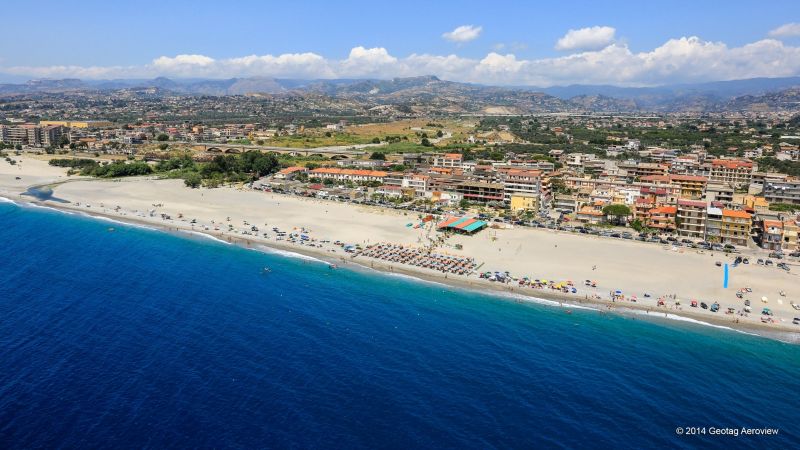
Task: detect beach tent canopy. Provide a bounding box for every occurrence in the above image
[437,216,488,234]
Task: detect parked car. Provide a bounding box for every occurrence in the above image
[701,302,708,309]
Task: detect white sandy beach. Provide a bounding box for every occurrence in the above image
[2,154,800,338]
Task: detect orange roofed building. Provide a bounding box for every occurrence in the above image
[720,209,752,247]
[648,205,677,231]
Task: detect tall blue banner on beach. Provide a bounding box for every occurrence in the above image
[723,263,729,289]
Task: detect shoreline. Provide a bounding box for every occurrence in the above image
[3,191,799,343]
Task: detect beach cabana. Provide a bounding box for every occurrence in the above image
[437,216,488,235]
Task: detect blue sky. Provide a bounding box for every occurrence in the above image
[2,0,800,86]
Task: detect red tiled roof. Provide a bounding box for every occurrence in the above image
[651,206,677,214]
[722,209,752,219]
[678,199,707,207]
[712,159,753,169]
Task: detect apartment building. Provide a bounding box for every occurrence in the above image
[500,169,542,203]
[706,207,723,243]
[310,168,387,183]
[750,172,789,194]
[401,174,430,195]
[783,219,799,252]
[669,174,708,199]
[648,206,677,231]
[704,182,734,205]
[455,181,504,203]
[509,193,540,212]
[759,220,784,251]
[676,199,707,240]
[763,179,800,205]
[554,194,581,213]
[432,153,463,169]
[39,120,113,129]
[708,159,754,188]
[720,209,752,247]
[618,161,670,180]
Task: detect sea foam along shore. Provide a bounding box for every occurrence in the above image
[4,192,798,343]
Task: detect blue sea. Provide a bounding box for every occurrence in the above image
[1,200,799,449]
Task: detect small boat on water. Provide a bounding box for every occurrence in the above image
[262,267,272,274]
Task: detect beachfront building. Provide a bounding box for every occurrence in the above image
[554,194,580,213]
[401,174,430,196]
[310,168,387,184]
[509,193,540,213]
[500,169,543,203]
[759,219,784,251]
[763,179,800,205]
[709,159,754,188]
[427,190,462,206]
[706,207,723,243]
[783,219,799,252]
[455,181,504,203]
[273,166,308,181]
[676,199,707,240]
[648,206,677,231]
[576,206,604,225]
[720,209,752,247]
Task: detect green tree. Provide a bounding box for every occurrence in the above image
[602,204,631,225]
[184,172,202,188]
[370,151,386,160]
[156,134,169,141]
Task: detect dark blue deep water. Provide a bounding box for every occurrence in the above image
[1,201,799,449]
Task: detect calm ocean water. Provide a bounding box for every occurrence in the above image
[1,201,799,449]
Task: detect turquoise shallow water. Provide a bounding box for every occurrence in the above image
[1,201,799,449]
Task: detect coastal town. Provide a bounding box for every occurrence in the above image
[5,5,800,447]
[2,108,800,336]
[2,112,799,253]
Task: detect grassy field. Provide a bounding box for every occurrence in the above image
[264,118,478,149]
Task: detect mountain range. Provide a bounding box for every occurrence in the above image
[2,75,800,114]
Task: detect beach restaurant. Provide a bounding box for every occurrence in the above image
[437,216,489,234]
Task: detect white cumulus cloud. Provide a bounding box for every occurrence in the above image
[442,25,482,43]
[555,26,616,51]
[769,22,800,38]
[3,37,800,87]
